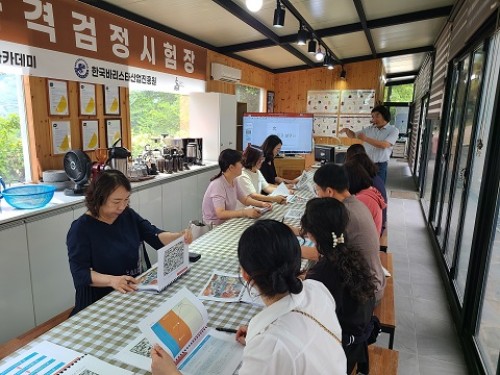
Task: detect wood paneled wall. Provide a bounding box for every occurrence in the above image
[206,50,275,94]
[274,59,383,146]
[23,76,130,181]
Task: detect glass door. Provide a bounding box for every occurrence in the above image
[444,45,486,272]
[413,95,429,178]
[435,56,470,250]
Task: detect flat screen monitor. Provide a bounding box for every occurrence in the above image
[243,112,313,154]
[314,145,335,164]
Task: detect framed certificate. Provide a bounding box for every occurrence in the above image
[106,119,122,147]
[104,85,120,115]
[51,121,71,155]
[79,83,97,116]
[48,80,69,116]
[82,120,99,151]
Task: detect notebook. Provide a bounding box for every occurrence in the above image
[0,340,132,375]
[137,236,189,293]
[137,287,244,375]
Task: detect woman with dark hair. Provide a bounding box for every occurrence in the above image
[346,152,388,231]
[236,144,287,206]
[202,149,271,225]
[67,170,191,315]
[151,220,346,375]
[300,198,377,375]
[260,134,300,185]
[344,160,386,234]
[345,143,367,161]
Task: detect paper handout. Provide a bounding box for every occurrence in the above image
[137,236,189,293]
[137,287,243,375]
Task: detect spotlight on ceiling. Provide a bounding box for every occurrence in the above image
[315,46,324,61]
[273,0,285,27]
[297,24,308,46]
[246,0,263,12]
[307,39,317,54]
[340,66,347,79]
[327,59,335,70]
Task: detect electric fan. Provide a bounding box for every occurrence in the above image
[63,150,91,196]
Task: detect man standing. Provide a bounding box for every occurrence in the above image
[340,105,399,182]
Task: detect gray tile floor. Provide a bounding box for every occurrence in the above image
[382,159,469,374]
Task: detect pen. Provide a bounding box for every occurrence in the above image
[216,327,237,333]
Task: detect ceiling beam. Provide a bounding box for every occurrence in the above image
[386,70,420,79]
[352,0,377,57]
[280,0,340,62]
[385,79,415,86]
[211,0,315,67]
[222,6,452,53]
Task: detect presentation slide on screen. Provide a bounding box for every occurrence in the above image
[243,115,313,153]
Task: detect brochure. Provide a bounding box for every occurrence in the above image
[198,271,264,306]
[0,340,132,375]
[270,182,290,197]
[137,287,244,375]
[137,236,189,293]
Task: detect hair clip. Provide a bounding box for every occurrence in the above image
[332,232,345,248]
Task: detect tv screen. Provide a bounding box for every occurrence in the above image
[243,112,313,154]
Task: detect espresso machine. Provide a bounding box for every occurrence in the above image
[181,138,203,166]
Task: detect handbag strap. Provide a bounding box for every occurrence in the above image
[292,309,342,345]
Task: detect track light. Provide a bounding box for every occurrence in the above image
[340,66,347,79]
[273,0,285,28]
[315,45,324,61]
[297,24,307,46]
[246,0,263,12]
[307,39,317,54]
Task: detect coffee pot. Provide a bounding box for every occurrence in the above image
[108,146,131,176]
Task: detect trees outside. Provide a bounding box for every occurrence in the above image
[236,84,261,112]
[384,83,414,103]
[0,114,24,183]
[129,90,183,157]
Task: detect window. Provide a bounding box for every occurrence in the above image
[129,89,189,158]
[236,84,263,112]
[384,83,414,103]
[0,73,29,184]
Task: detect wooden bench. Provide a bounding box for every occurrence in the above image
[368,346,399,375]
[375,252,396,349]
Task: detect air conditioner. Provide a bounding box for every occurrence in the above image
[211,62,241,83]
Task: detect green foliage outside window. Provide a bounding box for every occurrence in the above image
[236,84,261,112]
[0,113,24,183]
[384,83,414,103]
[129,90,183,158]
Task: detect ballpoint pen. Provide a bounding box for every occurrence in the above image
[215,327,237,333]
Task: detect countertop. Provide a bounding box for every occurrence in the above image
[0,162,218,227]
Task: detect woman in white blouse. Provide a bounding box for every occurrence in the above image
[236,145,287,207]
[151,220,347,375]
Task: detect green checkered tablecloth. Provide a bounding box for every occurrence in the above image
[0,174,315,374]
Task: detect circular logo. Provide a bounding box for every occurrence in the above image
[74,58,89,79]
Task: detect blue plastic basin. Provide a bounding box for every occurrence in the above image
[1,185,56,209]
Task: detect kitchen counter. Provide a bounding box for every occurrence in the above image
[0,162,217,227]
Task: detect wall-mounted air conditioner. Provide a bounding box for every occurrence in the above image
[211,62,242,83]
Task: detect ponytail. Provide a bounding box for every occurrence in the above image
[211,149,242,181]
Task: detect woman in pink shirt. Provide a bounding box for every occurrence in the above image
[344,161,386,235]
[202,149,271,226]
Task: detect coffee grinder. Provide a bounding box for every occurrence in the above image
[182,138,203,166]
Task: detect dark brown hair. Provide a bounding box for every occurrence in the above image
[211,149,242,181]
[85,170,131,217]
[242,145,264,169]
[261,135,282,160]
[344,160,373,194]
[347,152,378,178]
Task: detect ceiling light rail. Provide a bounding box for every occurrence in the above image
[276,0,341,66]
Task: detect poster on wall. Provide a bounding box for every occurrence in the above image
[48,80,69,116]
[106,119,122,147]
[104,85,120,115]
[313,115,339,137]
[79,83,97,116]
[82,120,99,151]
[51,121,71,154]
[340,90,375,114]
[307,90,341,113]
[266,91,275,113]
[338,115,372,136]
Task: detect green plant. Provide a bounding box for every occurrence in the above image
[0,113,24,183]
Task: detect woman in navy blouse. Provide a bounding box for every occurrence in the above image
[67,170,190,315]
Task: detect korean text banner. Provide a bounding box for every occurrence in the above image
[0,0,207,81]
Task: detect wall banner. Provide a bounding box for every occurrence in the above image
[0,0,207,81]
[0,40,205,94]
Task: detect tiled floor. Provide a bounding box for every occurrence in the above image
[382,159,469,374]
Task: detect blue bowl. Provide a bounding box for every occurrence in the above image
[1,185,56,209]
